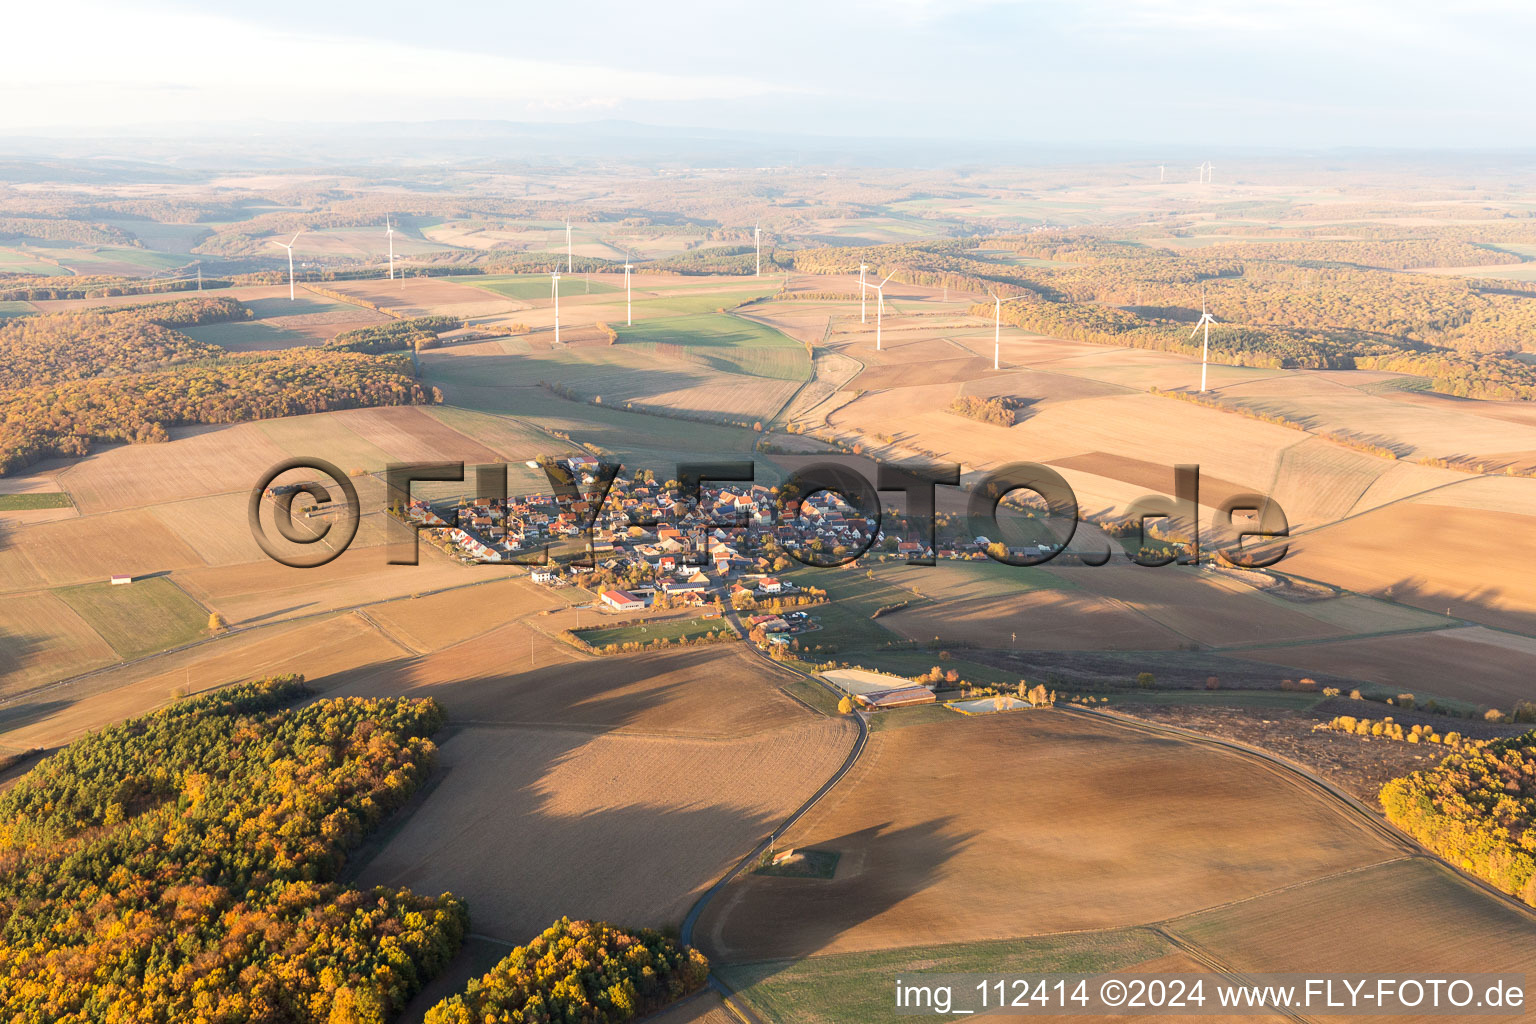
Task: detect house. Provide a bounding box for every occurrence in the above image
[530,567,558,584]
[758,577,784,594]
[109,574,133,585]
[600,588,644,611]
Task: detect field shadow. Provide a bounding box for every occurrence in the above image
[696,817,970,968]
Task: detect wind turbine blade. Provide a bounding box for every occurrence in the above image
[1190,323,1202,338]
[288,232,301,246]
[880,271,896,287]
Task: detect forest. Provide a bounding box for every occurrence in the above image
[0,348,434,474]
[423,918,709,1024]
[329,315,461,354]
[0,296,244,386]
[0,676,468,1023]
[1380,732,1536,907]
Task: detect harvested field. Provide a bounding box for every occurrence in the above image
[1169,858,1536,1015]
[0,610,408,750]
[1233,625,1535,709]
[56,422,293,514]
[364,577,566,653]
[698,710,1397,961]
[617,313,811,381]
[1066,565,1347,647]
[854,357,993,389]
[356,714,854,943]
[324,406,503,464]
[0,591,117,695]
[1281,503,1536,633]
[1,508,205,588]
[1048,452,1259,511]
[341,631,818,741]
[319,278,512,317]
[879,588,1184,650]
[174,542,471,626]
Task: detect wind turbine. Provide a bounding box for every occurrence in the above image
[988,290,1002,371]
[754,222,761,277]
[196,263,202,292]
[386,215,395,280]
[859,264,869,323]
[551,271,562,345]
[565,220,573,273]
[1159,164,1165,183]
[1205,161,1214,184]
[1191,286,1217,392]
[623,259,634,326]
[870,271,896,352]
[271,232,301,301]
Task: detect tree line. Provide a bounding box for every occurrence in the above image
[423,918,708,1024]
[1380,731,1536,907]
[0,676,468,1023]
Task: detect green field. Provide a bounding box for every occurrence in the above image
[182,320,312,351]
[717,929,1171,1024]
[1095,689,1327,709]
[627,288,778,317]
[0,492,71,511]
[56,577,209,661]
[0,300,37,318]
[617,313,811,381]
[779,677,842,716]
[451,273,620,300]
[575,615,730,648]
[244,295,358,318]
[0,250,70,276]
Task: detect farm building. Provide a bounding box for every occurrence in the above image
[600,588,645,611]
[109,574,133,585]
[856,687,938,710]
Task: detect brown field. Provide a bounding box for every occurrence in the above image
[55,421,293,514]
[1234,625,1536,708]
[1281,503,1536,633]
[324,406,504,464]
[1,508,206,589]
[339,628,817,741]
[1049,452,1258,510]
[0,591,118,694]
[0,610,408,750]
[174,541,472,626]
[880,588,1185,650]
[322,278,516,318]
[696,710,1398,961]
[1064,565,1347,647]
[363,576,567,653]
[357,715,854,942]
[1169,858,1536,1022]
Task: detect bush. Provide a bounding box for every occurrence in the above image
[1136,672,1156,690]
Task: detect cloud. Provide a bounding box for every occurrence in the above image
[0,2,788,130]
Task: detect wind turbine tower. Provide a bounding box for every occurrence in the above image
[871,271,896,352]
[989,290,1002,370]
[565,220,573,273]
[272,232,301,301]
[386,215,395,280]
[859,264,869,324]
[754,222,761,277]
[551,271,562,345]
[624,260,634,326]
[1159,164,1165,183]
[1191,287,1217,392]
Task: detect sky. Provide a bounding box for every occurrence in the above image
[4,0,1534,148]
